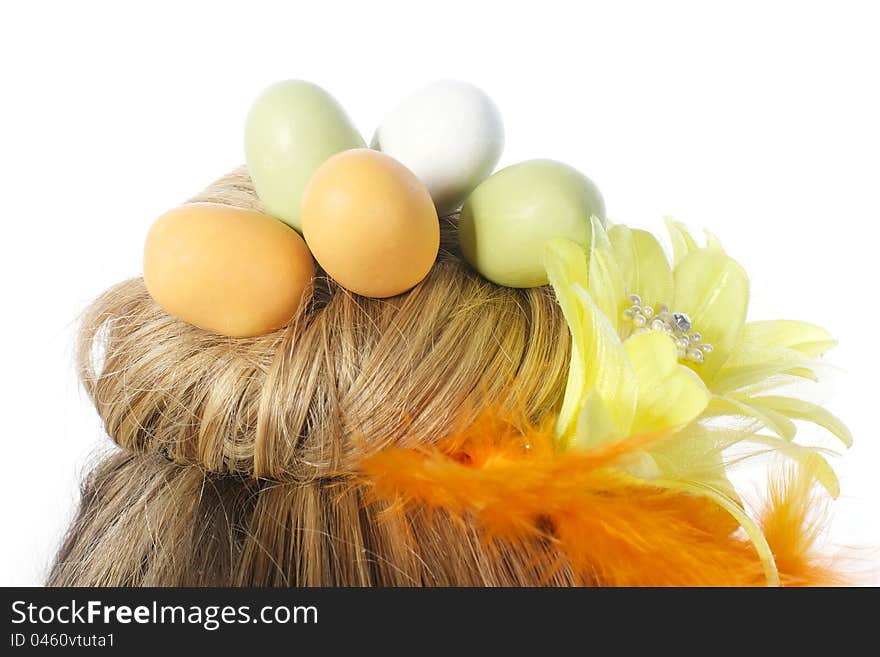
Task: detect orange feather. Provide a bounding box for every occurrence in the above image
[359,410,846,586]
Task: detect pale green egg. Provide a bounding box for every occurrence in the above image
[244,80,365,230]
[459,159,605,287]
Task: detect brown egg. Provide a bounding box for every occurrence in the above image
[143,203,314,337]
[301,148,439,298]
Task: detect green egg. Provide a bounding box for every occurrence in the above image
[459,159,605,287]
[244,80,365,230]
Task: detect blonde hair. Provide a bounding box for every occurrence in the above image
[48,168,576,586]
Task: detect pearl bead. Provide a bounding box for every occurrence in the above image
[687,348,705,363]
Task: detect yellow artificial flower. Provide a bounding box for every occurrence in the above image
[544,217,850,498]
[543,235,710,452]
[659,219,850,457]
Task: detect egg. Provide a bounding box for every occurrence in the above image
[301,149,439,298]
[371,80,504,215]
[245,80,365,230]
[144,203,314,337]
[459,159,606,288]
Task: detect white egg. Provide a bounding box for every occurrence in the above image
[371,80,505,215]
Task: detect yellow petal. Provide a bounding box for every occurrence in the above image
[741,320,837,358]
[747,395,853,448]
[786,367,819,381]
[544,238,589,439]
[571,284,637,440]
[545,238,636,445]
[664,216,698,267]
[647,421,744,522]
[619,451,663,480]
[608,224,674,307]
[712,344,818,394]
[707,395,798,441]
[571,390,623,449]
[624,331,711,436]
[703,229,725,252]
[673,248,750,379]
[586,216,627,333]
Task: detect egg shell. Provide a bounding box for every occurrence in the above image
[459,159,606,288]
[144,203,314,337]
[371,80,504,215]
[245,80,365,230]
[301,149,439,298]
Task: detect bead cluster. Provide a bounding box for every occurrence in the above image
[622,294,714,364]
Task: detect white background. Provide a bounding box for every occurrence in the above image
[1,1,878,585]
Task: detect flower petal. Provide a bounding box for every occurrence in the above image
[673,248,750,379]
[571,390,624,449]
[608,224,674,307]
[712,344,819,394]
[544,238,589,440]
[649,421,748,505]
[703,229,725,252]
[746,395,853,448]
[706,395,798,441]
[624,331,711,436]
[545,238,636,444]
[664,217,698,267]
[586,216,627,333]
[571,284,637,441]
[741,320,837,358]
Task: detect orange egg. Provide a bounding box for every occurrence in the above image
[143,203,314,337]
[301,148,440,298]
